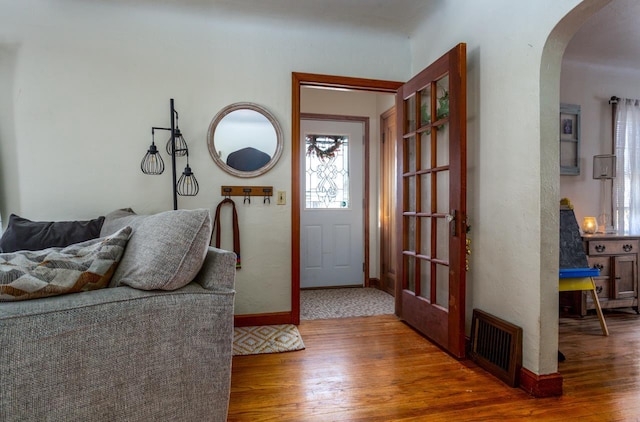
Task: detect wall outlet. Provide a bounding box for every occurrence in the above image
[277,191,286,205]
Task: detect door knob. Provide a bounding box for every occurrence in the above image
[447,210,457,236]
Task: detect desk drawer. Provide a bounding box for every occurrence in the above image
[587,256,610,276]
[587,240,639,255]
[594,277,610,300]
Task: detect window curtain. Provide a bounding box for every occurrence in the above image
[613,98,640,233]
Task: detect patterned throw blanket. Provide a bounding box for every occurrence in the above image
[0,226,131,301]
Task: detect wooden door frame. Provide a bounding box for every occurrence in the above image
[379,106,397,296]
[291,73,403,324]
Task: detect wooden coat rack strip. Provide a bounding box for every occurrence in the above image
[221,186,273,197]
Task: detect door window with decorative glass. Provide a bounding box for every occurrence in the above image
[305,134,350,209]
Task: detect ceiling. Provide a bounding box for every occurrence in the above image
[563,0,640,70]
[81,0,637,68]
[84,0,442,37]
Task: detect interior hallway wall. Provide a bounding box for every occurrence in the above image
[0,0,411,315]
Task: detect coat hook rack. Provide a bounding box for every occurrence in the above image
[263,188,272,204]
[220,186,273,204]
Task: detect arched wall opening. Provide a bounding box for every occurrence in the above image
[539,0,613,378]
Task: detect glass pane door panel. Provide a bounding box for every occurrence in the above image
[436,124,450,167]
[436,218,449,262]
[420,85,432,127]
[419,259,431,300]
[405,136,416,173]
[420,217,431,256]
[407,175,416,212]
[435,263,449,309]
[405,255,416,292]
[436,75,450,122]
[406,216,416,252]
[420,132,431,171]
[405,95,416,133]
[420,173,431,214]
[432,73,450,310]
[436,170,450,214]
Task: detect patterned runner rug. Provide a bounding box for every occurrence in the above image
[233,324,305,356]
[301,287,395,320]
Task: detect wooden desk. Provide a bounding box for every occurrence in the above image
[581,234,639,315]
[560,234,640,316]
[559,276,609,336]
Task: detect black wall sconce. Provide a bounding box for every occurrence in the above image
[141,98,199,210]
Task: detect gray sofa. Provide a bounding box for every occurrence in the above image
[0,209,236,421]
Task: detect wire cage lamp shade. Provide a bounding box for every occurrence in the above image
[141,139,165,175]
[165,127,188,157]
[177,162,199,196]
[593,154,616,179]
[140,98,200,209]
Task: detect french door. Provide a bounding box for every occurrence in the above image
[396,43,467,358]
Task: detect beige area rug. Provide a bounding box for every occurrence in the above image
[301,287,395,320]
[233,324,305,356]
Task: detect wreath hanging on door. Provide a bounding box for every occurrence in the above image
[306,135,346,160]
[421,90,449,133]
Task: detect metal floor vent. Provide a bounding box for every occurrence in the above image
[469,309,523,387]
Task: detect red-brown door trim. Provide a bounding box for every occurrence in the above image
[236,73,402,328]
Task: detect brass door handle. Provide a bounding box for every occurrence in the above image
[465,238,471,271]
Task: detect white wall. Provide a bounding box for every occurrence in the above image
[0,43,18,235]
[408,0,607,374]
[560,60,640,225]
[0,0,410,315]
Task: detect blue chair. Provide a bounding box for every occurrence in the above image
[559,265,608,336]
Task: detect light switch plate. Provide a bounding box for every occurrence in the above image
[277,191,286,205]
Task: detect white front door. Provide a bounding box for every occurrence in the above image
[300,119,364,288]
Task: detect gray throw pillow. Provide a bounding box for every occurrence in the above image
[0,214,105,253]
[0,226,132,301]
[103,208,213,291]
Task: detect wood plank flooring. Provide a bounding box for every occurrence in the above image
[228,311,640,421]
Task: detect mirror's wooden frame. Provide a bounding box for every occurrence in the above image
[207,102,284,178]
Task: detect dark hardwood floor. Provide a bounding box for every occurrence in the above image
[228,311,640,421]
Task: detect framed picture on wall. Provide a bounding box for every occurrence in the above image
[560,103,580,175]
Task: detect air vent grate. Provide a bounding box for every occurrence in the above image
[469,309,523,387]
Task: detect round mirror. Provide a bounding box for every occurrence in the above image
[207,102,283,178]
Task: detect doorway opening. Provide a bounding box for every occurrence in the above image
[300,115,366,289]
[291,73,403,324]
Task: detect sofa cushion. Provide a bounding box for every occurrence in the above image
[0,214,105,253]
[0,226,132,301]
[101,208,213,291]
